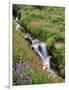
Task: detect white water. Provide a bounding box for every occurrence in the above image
[30,38,57,74]
[31,39,58,75]
[16,22,21,30]
[40,43,48,59]
[24,33,52,70]
[16,17,18,22]
[15,18,57,74]
[16,17,21,31]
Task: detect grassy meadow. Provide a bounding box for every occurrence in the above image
[13,4,65,85]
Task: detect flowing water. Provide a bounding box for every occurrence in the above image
[24,33,56,73]
[15,18,57,74]
[16,17,21,31]
[24,33,59,75]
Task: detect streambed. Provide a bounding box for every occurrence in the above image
[15,19,58,75]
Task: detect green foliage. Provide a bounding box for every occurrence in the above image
[20,6,65,42]
[47,36,55,49]
[13,21,41,65]
[27,23,46,40]
[13,5,65,84]
[13,54,21,64]
[20,6,65,78]
[32,69,50,84]
[53,46,65,78]
[24,68,31,76]
[55,32,65,42]
[20,14,38,28]
[13,71,19,85]
[19,5,65,78]
[13,31,41,65]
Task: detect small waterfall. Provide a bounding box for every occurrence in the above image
[31,40,56,73]
[40,43,48,59]
[31,42,51,70]
[24,33,52,70]
[15,20,57,74]
[16,17,21,31]
[15,18,51,71]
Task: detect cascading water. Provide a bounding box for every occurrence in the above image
[40,43,48,59]
[30,39,57,74]
[31,40,51,70]
[24,33,51,70]
[16,17,21,31]
[15,17,57,74]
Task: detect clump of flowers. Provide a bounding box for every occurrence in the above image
[13,63,32,85]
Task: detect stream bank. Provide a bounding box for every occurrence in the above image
[15,19,64,80]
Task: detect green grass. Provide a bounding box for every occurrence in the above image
[13,5,65,84]
[19,5,65,78]
[13,26,41,64]
[53,46,65,78]
[13,20,64,84]
[13,20,51,84]
[20,6,65,42]
[32,69,50,84]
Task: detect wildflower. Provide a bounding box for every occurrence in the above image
[16,63,23,68]
[26,76,31,80]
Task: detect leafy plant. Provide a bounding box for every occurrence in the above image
[53,46,65,78]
